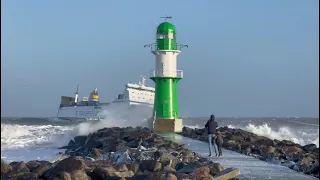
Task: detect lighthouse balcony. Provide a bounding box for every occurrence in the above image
[150,70,183,78]
[144,43,188,51]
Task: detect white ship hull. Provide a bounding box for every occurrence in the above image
[57,106,105,121]
[57,77,155,121]
[57,101,153,121]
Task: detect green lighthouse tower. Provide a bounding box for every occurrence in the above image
[145,16,188,132]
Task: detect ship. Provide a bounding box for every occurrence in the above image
[56,77,155,121]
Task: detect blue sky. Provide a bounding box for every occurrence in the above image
[1,0,319,117]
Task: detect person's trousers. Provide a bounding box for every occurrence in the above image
[208,134,218,155]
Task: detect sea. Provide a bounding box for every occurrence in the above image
[1,107,319,163]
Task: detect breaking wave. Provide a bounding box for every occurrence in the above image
[186,123,319,147]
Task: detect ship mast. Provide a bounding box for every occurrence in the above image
[74,84,79,103]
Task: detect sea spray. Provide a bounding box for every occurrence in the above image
[186,123,319,147]
[73,103,153,136]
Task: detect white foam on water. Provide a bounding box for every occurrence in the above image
[1,104,154,162]
[1,124,74,149]
[72,103,153,136]
[235,123,319,147]
[1,124,73,162]
[185,123,319,147]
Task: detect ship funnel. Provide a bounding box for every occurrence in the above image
[89,88,99,101]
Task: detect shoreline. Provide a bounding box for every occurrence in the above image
[179,126,319,178]
[1,126,240,180]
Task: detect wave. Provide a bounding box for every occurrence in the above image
[244,123,319,147]
[1,124,74,149]
[186,123,319,147]
[1,104,153,150]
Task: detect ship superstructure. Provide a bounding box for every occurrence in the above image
[57,77,154,121]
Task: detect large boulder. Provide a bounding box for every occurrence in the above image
[11,161,30,174]
[302,144,318,153]
[49,157,86,177]
[70,170,91,180]
[1,159,12,177]
[89,166,134,179]
[191,166,213,179]
[139,160,162,172]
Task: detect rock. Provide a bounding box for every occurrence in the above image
[74,135,88,146]
[109,149,132,164]
[59,172,72,180]
[143,172,164,180]
[283,146,304,157]
[208,163,224,175]
[25,161,41,172]
[139,160,162,172]
[159,152,177,168]
[91,148,105,159]
[133,149,157,161]
[262,146,277,160]
[227,135,245,142]
[175,162,187,171]
[49,157,86,177]
[1,159,12,176]
[177,162,202,173]
[282,160,296,169]
[84,137,103,150]
[263,146,276,154]
[313,148,319,154]
[5,172,39,180]
[89,167,116,180]
[26,161,52,175]
[126,162,140,174]
[224,140,237,150]
[11,161,30,173]
[181,127,194,136]
[235,144,241,151]
[68,140,75,146]
[108,171,134,178]
[195,128,205,135]
[166,173,178,180]
[117,163,128,172]
[255,138,276,147]
[89,166,134,179]
[212,168,241,180]
[70,170,91,180]
[191,166,213,179]
[278,140,296,146]
[180,151,196,162]
[123,131,153,142]
[32,163,52,175]
[163,165,176,172]
[302,144,318,153]
[297,157,316,172]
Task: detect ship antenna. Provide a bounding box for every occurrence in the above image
[160,16,172,22]
[139,76,147,87]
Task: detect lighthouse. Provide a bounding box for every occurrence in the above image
[145,16,188,133]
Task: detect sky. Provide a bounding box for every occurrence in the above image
[1,0,319,117]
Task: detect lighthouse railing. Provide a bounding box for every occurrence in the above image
[150,70,183,78]
[144,43,188,51]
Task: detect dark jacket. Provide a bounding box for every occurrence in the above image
[205,114,218,134]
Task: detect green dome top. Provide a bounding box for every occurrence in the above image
[157,22,176,34]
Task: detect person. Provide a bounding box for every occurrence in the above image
[215,131,223,156]
[205,114,218,157]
